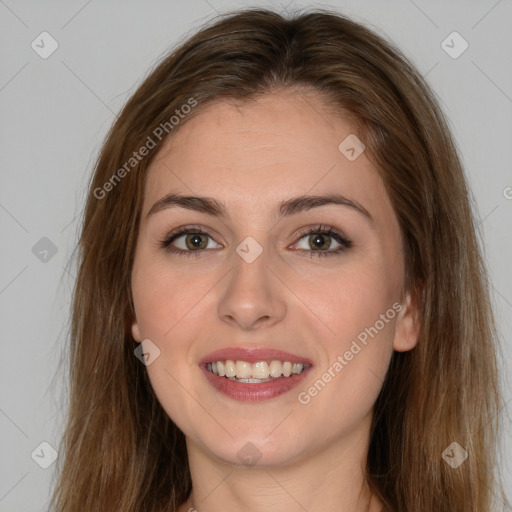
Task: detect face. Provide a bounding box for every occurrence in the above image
[130,88,419,468]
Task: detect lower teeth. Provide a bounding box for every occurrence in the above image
[227,376,278,383]
[225,370,306,382]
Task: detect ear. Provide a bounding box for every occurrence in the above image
[393,291,421,352]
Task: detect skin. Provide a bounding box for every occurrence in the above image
[130,88,420,512]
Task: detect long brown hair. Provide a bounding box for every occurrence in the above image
[48,7,509,511]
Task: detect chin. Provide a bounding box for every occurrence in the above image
[191,427,308,469]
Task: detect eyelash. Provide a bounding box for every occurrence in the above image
[158,224,353,259]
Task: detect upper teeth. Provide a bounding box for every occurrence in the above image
[207,360,309,379]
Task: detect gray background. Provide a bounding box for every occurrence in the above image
[1,0,511,510]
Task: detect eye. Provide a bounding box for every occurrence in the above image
[291,224,352,258]
[159,224,352,258]
[159,225,221,258]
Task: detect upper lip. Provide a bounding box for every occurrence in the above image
[199,347,313,365]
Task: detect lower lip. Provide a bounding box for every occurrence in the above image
[200,365,312,401]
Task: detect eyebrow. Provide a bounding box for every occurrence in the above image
[146,192,373,223]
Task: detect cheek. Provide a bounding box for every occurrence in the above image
[305,256,399,392]
[131,256,210,432]
[131,251,205,341]
[313,256,400,340]
[295,299,396,436]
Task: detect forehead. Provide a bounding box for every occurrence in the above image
[143,89,392,224]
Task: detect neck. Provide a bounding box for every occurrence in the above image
[179,412,382,512]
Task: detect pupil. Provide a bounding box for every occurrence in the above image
[312,234,327,249]
[189,234,204,248]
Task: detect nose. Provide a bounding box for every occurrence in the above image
[217,246,287,331]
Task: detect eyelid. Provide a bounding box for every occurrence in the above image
[162,224,220,243]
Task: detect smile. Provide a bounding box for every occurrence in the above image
[199,347,313,401]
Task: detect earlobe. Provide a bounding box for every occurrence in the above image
[129,288,142,343]
[393,292,421,352]
[131,318,143,343]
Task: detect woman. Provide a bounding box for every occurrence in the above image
[48,7,509,512]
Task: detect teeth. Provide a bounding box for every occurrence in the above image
[292,363,303,375]
[235,361,252,379]
[225,360,236,378]
[269,360,282,378]
[252,361,269,379]
[206,360,309,380]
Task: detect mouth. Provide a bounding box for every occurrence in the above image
[199,348,313,401]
